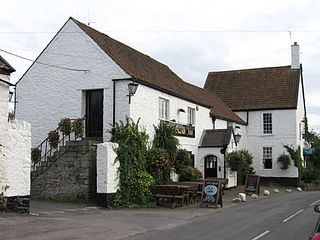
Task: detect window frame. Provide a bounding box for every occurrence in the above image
[187,107,196,125]
[263,113,272,135]
[263,147,273,169]
[159,97,169,120]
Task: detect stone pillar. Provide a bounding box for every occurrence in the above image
[96,142,119,207]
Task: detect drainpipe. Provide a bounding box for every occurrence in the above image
[113,80,116,126]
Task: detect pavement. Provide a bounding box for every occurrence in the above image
[0,185,303,240]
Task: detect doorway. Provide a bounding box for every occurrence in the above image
[86,89,103,139]
[204,155,218,179]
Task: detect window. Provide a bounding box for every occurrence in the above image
[159,98,169,120]
[263,113,272,134]
[263,147,272,169]
[188,107,195,125]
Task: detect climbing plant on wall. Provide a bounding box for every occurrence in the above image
[111,118,155,207]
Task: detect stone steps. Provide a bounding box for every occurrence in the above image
[31,139,102,181]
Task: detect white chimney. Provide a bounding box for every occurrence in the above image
[291,42,300,69]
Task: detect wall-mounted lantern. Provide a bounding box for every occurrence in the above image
[235,133,242,144]
[127,82,139,104]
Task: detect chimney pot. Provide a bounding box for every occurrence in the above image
[291,42,300,69]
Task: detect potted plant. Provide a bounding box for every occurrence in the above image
[58,118,72,135]
[31,148,41,164]
[48,130,59,148]
[72,118,84,138]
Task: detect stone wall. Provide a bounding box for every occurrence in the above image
[31,140,99,202]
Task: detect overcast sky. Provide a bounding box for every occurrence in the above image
[1,0,320,132]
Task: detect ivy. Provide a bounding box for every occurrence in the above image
[284,145,303,183]
[111,118,154,207]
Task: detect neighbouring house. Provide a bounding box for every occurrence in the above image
[15,17,245,199]
[0,55,31,213]
[204,42,306,185]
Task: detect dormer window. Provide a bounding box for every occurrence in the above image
[263,113,272,134]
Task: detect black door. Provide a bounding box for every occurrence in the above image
[86,89,103,139]
[204,155,218,179]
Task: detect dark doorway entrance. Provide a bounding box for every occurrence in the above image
[86,89,103,139]
[204,155,218,178]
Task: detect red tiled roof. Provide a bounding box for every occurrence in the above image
[71,18,245,124]
[204,66,300,111]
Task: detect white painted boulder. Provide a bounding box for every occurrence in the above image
[264,190,270,196]
[274,189,280,193]
[232,198,242,203]
[251,194,258,199]
[286,189,292,193]
[297,187,303,192]
[238,193,246,202]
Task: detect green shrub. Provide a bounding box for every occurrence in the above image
[301,162,320,184]
[175,149,191,174]
[226,149,254,184]
[178,166,196,181]
[146,148,172,185]
[277,154,291,170]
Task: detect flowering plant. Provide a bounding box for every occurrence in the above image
[193,168,203,180]
[31,148,41,164]
[58,118,72,135]
[48,130,59,148]
[146,148,172,185]
[72,118,84,138]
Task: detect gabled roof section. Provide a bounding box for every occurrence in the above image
[0,55,15,74]
[204,66,300,111]
[71,17,245,124]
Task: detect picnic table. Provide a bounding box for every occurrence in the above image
[150,184,191,208]
[172,181,203,203]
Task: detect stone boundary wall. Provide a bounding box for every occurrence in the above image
[31,140,98,202]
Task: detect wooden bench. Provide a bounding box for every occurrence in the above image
[150,185,189,208]
[172,182,202,203]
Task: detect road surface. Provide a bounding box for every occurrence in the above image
[128,191,320,240]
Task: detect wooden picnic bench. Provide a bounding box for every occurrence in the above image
[150,185,190,208]
[172,182,203,203]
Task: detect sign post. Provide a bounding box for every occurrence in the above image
[244,174,260,195]
[200,180,222,208]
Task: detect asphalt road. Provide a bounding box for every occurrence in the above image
[0,191,319,240]
[128,191,320,240]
